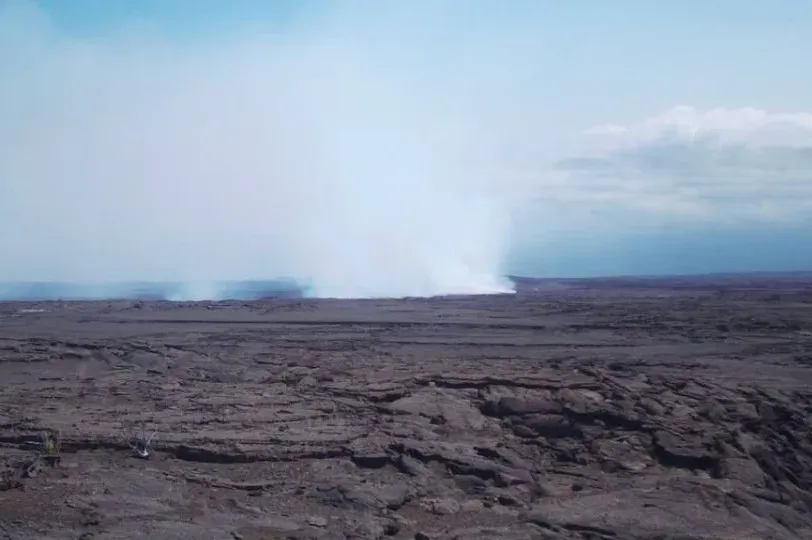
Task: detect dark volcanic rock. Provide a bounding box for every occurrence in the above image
[652,430,720,470]
[2,278,812,539]
[521,414,581,438]
[484,396,562,417]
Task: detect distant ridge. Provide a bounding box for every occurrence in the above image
[1,271,811,301]
[508,271,812,292]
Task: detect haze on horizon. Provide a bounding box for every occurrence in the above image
[2,0,812,300]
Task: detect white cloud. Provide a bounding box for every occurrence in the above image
[555,106,812,222]
[586,105,812,149]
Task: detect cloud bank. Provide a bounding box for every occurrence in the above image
[555,106,812,223]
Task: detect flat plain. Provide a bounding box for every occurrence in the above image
[2,275,812,539]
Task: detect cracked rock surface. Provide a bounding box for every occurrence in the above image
[2,276,812,539]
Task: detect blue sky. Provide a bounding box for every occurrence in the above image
[1,0,811,296]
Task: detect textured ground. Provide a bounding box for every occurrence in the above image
[2,277,812,539]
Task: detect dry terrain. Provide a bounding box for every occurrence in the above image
[2,276,812,539]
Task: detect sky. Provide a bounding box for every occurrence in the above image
[1,0,812,298]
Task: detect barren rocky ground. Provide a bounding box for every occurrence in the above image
[2,276,812,539]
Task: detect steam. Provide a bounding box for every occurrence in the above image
[0,1,538,299]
